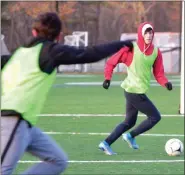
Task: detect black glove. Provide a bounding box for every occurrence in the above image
[103,80,110,89]
[165,82,173,91]
[122,39,134,51]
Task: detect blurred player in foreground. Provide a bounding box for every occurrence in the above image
[1,12,133,174]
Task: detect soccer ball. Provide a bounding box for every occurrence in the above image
[165,138,184,156]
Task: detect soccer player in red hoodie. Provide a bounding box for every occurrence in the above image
[99,22,173,155]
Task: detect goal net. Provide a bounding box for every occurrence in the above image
[58,31,89,72]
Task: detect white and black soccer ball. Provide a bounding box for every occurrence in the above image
[165,138,184,156]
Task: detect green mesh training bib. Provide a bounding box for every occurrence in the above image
[121,42,157,94]
[1,43,56,125]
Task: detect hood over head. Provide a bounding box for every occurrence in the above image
[137,22,155,55]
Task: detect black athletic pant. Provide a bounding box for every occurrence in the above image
[105,90,161,145]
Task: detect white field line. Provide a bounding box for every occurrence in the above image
[56,74,180,79]
[62,79,180,84]
[38,114,184,117]
[53,79,180,87]
[65,79,180,83]
[63,83,180,86]
[19,160,184,164]
[44,132,184,137]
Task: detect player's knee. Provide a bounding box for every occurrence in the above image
[151,113,161,124]
[124,120,136,129]
[129,121,136,128]
[55,151,68,173]
[156,113,161,123]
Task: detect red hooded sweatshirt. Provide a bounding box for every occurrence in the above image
[104,22,168,87]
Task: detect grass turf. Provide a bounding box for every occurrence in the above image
[14,74,184,174]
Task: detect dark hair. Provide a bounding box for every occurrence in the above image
[32,12,62,41]
[144,27,153,34]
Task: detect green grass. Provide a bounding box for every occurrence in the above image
[14,74,184,174]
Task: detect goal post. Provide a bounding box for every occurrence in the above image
[180,1,184,115]
[72,31,89,72]
[1,34,10,55]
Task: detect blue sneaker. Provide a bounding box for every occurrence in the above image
[98,141,117,155]
[122,133,139,149]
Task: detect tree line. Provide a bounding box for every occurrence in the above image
[1,1,182,52]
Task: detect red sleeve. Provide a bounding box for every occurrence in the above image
[104,47,129,80]
[153,49,168,87]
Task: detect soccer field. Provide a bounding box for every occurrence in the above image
[15,74,184,174]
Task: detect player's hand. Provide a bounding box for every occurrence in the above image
[103,80,110,89]
[123,40,134,51]
[165,82,173,91]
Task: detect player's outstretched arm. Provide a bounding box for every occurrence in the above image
[50,40,133,66]
[153,49,173,91]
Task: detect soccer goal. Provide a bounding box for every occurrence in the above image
[58,31,89,73]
